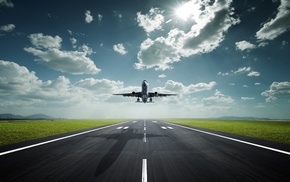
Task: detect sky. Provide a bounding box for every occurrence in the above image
[0,0,290,119]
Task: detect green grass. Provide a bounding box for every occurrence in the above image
[167,119,290,145]
[0,120,124,147]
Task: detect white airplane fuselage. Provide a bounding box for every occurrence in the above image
[141,80,149,103]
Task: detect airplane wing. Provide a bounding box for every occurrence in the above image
[148,92,177,97]
[113,92,142,97]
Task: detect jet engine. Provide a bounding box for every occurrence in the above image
[154,92,158,96]
[132,91,136,96]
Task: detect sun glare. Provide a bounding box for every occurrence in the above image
[175,2,200,21]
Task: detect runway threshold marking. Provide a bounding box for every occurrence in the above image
[0,121,129,157]
[142,159,147,182]
[167,122,290,156]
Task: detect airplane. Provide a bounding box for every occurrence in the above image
[113,80,177,103]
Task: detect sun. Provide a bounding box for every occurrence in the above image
[175,2,200,21]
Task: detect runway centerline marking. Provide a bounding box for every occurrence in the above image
[144,127,146,131]
[166,122,290,156]
[142,159,147,182]
[0,121,129,157]
[143,133,146,143]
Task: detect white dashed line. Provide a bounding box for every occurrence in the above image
[152,120,157,123]
[143,133,146,143]
[161,126,167,130]
[123,126,129,129]
[142,159,147,182]
[144,127,146,131]
[116,127,123,129]
[167,126,174,129]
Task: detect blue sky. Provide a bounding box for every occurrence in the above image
[1,0,290,119]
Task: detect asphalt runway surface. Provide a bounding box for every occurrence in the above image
[1,120,290,182]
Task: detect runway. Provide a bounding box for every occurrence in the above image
[1,120,290,182]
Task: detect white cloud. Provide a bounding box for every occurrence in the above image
[85,10,93,23]
[158,74,166,78]
[241,97,255,100]
[153,80,217,94]
[0,24,15,32]
[0,60,40,95]
[70,37,77,48]
[24,33,100,75]
[0,0,13,7]
[28,33,61,49]
[136,7,164,34]
[98,14,103,22]
[234,67,251,74]
[202,90,234,106]
[235,40,256,51]
[135,37,180,70]
[247,71,260,77]
[218,67,260,77]
[261,81,290,102]
[256,0,290,40]
[255,83,261,86]
[135,0,240,70]
[0,61,131,117]
[113,43,127,55]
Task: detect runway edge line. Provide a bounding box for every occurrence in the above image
[0,121,129,157]
[166,121,290,156]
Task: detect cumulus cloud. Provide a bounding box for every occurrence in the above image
[135,0,240,70]
[202,90,234,106]
[235,40,256,51]
[85,10,94,23]
[153,80,217,94]
[136,7,164,34]
[113,43,127,55]
[256,0,290,40]
[261,81,290,102]
[0,0,13,7]
[0,24,15,32]
[0,60,39,95]
[218,67,260,77]
[24,33,100,74]
[0,60,128,111]
[28,33,61,49]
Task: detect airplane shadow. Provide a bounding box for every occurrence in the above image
[95,128,165,176]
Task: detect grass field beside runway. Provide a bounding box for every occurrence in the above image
[0,120,124,147]
[167,119,290,144]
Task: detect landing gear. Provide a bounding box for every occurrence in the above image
[149,97,153,102]
[137,97,140,102]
